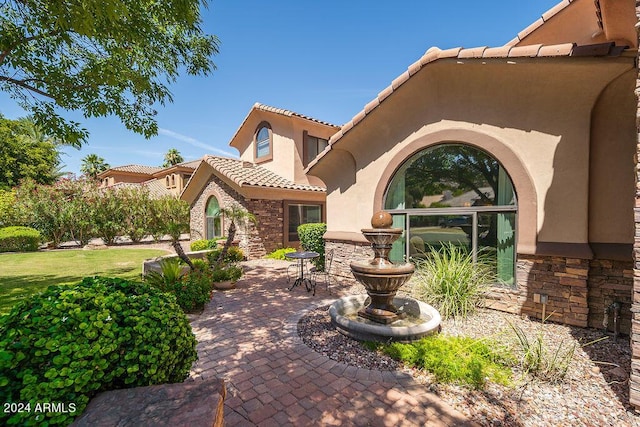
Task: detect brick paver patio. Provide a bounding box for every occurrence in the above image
[189,260,475,426]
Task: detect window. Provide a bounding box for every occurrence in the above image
[255,123,272,160]
[304,132,329,167]
[206,196,222,239]
[287,204,322,242]
[384,144,517,285]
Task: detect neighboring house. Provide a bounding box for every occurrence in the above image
[181,103,339,258]
[98,160,201,198]
[308,0,635,341]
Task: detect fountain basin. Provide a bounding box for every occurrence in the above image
[329,294,441,343]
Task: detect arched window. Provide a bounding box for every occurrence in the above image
[384,144,517,285]
[255,122,272,160]
[206,196,222,239]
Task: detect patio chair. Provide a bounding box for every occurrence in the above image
[310,249,335,294]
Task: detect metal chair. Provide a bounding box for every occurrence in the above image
[310,249,335,294]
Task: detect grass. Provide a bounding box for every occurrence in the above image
[0,248,169,315]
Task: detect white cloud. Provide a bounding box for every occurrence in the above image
[158,128,238,158]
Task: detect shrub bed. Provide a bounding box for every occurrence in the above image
[0,226,41,253]
[0,277,197,426]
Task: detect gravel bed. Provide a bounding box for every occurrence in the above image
[297,303,640,426]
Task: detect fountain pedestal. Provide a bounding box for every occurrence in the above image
[350,213,415,324]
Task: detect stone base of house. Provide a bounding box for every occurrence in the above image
[326,238,633,334]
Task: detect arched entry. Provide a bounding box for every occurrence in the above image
[383,143,517,285]
[205,196,222,239]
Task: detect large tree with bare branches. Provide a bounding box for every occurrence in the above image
[0,0,219,146]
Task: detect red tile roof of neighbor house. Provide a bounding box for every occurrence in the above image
[306,41,629,172]
[104,180,173,198]
[107,164,164,175]
[203,155,325,192]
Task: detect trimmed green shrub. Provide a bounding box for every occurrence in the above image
[265,247,297,260]
[297,223,326,270]
[0,226,41,252]
[211,264,243,283]
[205,246,244,265]
[190,239,218,252]
[0,277,197,426]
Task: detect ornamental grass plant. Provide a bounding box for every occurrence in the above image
[410,242,495,320]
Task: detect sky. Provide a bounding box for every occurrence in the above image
[0,0,561,176]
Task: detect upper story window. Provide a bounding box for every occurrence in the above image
[255,122,272,162]
[303,132,329,167]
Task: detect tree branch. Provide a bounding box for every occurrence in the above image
[0,76,53,99]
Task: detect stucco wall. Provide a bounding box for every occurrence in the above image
[311,58,635,253]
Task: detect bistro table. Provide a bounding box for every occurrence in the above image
[285,251,320,295]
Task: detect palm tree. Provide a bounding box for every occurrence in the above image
[163,148,184,167]
[80,154,110,180]
[214,203,257,268]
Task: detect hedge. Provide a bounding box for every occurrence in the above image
[297,223,326,271]
[0,226,41,253]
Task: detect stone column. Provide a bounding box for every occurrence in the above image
[631,0,640,409]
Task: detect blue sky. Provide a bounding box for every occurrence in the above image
[0,1,560,176]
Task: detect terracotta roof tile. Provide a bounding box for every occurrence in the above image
[508,44,543,57]
[538,43,574,56]
[204,155,325,192]
[458,46,488,59]
[483,46,513,58]
[542,0,572,22]
[252,103,338,128]
[517,18,545,42]
[506,0,575,47]
[109,164,163,175]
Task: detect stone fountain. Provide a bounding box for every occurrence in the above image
[329,211,441,342]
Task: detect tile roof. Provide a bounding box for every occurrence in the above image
[251,103,339,128]
[105,180,173,198]
[505,0,576,47]
[203,155,325,192]
[306,41,628,172]
[108,164,164,175]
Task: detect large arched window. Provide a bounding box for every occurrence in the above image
[384,144,517,285]
[206,196,222,239]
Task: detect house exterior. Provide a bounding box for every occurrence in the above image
[181,103,339,258]
[97,160,201,198]
[307,0,639,402]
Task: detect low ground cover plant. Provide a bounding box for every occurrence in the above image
[0,277,197,426]
[190,239,222,251]
[265,247,297,260]
[369,334,513,389]
[0,226,41,252]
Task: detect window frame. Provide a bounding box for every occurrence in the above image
[205,195,223,240]
[302,131,329,167]
[255,121,273,163]
[283,200,325,248]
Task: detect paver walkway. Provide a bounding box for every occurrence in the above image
[189,260,476,426]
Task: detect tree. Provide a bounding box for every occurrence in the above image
[150,196,194,269]
[163,148,184,167]
[0,0,219,146]
[0,115,62,189]
[214,204,256,268]
[80,154,110,180]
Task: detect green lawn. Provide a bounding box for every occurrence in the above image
[0,248,169,315]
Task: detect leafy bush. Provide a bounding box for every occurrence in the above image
[265,247,297,260]
[211,264,243,283]
[371,334,513,389]
[205,246,244,265]
[190,239,218,251]
[0,226,41,252]
[297,223,326,270]
[145,258,212,312]
[0,277,197,426]
[410,243,494,319]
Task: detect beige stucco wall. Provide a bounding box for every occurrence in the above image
[232,110,330,187]
[310,56,635,254]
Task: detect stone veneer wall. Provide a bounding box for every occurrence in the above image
[188,176,284,259]
[328,238,633,334]
[631,2,640,409]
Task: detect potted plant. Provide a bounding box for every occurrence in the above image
[212,264,243,290]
